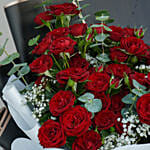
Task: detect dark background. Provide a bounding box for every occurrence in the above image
[1,0,150,149]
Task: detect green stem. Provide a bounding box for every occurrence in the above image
[51,54,62,70]
[63,53,70,68]
[60,16,64,27]
[4,49,28,86]
[82,42,88,58]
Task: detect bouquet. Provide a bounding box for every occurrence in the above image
[1,0,150,150]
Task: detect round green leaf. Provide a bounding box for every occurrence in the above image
[85,99,102,113]
[121,93,135,104]
[95,33,110,42]
[78,93,94,103]
[0,52,20,65]
[18,65,30,76]
[96,53,111,63]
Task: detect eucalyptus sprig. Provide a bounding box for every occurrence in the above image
[0,38,29,86]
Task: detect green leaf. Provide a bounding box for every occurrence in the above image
[96,16,110,22]
[0,32,2,36]
[0,47,5,56]
[28,35,40,46]
[0,38,9,56]
[124,73,131,89]
[15,63,28,67]
[103,25,112,32]
[90,43,101,48]
[7,66,20,76]
[132,88,148,97]
[122,93,135,104]
[74,15,90,23]
[18,65,30,76]
[132,79,146,90]
[95,10,110,17]
[104,19,114,24]
[78,93,94,103]
[121,107,129,118]
[25,82,34,90]
[0,52,20,65]
[77,4,90,10]
[95,33,110,42]
[96,53,111,63]
[84,99,102,113]
[90,24,103,28]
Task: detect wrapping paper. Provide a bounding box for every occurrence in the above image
[2,75,40,143]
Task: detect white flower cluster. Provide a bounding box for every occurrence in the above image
[24,79,49,121]
[135,64,150,71]
[100,113,150,150]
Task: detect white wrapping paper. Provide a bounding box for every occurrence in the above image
[2,75,40,143]
[114,144,150,150]
[11,138,64,150]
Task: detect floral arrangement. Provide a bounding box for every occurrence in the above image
[1,0,150,150]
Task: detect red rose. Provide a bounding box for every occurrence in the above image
[38,119,66,148]
[34,11,53,25]
[49,37,76,55]
[51,27,70,40]
[32,32,52,55]
[93,92,111,110]
[69,54,89,70]
[94,110,116,131]
[29,55,53,73]
[105,64,131,78]
[123,27,135,37]
[129,72,147,86]
[56,68,89,84]
[49,90,75,116]
[109,26,125,41]
[47,3,80,16]
[110,92,127,114]
[69,23,87,37]
[120,37,148,56]
[60,106,91,137]
[72,130,102,150]
[136,94,150,125]
[86,72,110,92]
[146,72,150,85]
[110,47,128,62]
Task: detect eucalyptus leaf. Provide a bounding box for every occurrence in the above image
[7,66,20,76]
[90,43,101,48]
[77,4,90,10]
[78,93,94,103]
[74,15,90,23]
[0,47,4,56]
[15,63,28,67]
[96,16,110,22]
[0,52,20,65]
[18,65,30,76]
[121,107,129,118]
[122,93,135,104]
[0,38,9,56]
[95,33,109,42]
[96,53,111,63]
[132,88,148,97]
[84,99,102,113]
[28,35,40,46]
[95,10,110,17]
[132,79,146,90]
[90,24,103,28]
[103,25,112,32]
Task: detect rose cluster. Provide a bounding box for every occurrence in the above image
[26,2,150,150]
